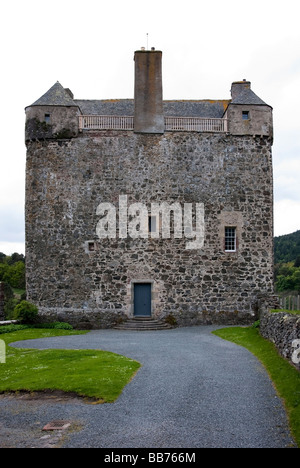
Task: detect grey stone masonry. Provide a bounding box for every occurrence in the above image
[25,130,274,329]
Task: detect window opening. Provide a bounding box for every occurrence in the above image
[149,215,157,233]
[225,227,236,252]
[88,241,96,252]
[242,111,249,120]
[44,113,51,124]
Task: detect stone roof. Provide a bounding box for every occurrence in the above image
[164,100,229,118]
[74,99,230,118]
[74,99,134,116]
[28,82,271,115]
[28,82,78,108]
[230,88,271,107]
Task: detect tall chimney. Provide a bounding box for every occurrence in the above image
[231,80,251,100]
[134,49,164,134]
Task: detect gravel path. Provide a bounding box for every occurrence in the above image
[1,326,296,448]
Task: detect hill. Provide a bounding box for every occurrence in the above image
[274,230,300,264]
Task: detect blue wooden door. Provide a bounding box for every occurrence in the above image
[134,283,152,317]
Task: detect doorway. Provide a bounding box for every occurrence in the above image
[134,283,152,317]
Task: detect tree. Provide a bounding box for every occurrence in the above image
[295,256,300,268]
[14,301,38,323]
[0,255,26,290]
[7,262,26,289]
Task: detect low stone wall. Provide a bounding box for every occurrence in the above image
[36,307,127,330]
[260,308,300,371]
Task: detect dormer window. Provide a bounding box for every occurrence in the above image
[44,113,51,124]
[242,111,249,120]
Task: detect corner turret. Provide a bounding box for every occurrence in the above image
[224,80,273,140]
[25,82,80,142]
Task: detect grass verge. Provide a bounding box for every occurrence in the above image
[212,327,300,447]
[271,309,300,315]
[0,328,140,403]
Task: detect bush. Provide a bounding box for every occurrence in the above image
[14,300,38,324]
[0,322,73,335]
[33,322,73,330]
[165,314,177,326]
[252,320,260,328]
[0,324,30,334]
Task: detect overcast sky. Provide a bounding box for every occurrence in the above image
[0,0,299,255]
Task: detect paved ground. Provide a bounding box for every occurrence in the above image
[1,326,296,448]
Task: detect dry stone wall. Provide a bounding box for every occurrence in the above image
[25,130,274,328]
[260,308,300,371]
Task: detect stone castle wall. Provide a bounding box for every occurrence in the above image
[25,130,274,328]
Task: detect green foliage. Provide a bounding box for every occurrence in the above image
[33,322,73,330]
[165,314,177,326]
[13,300,38,324]
[1,283,16,319]
[251,319,260,328]
[0,253,25,290]
[274,231,300,293]
[271,309,300,315]
[0,322,74,334]
[0,324,30,334]
[275,262,300,293]
[274,230,300,264]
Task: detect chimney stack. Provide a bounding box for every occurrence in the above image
[231,80,251,100]
[134,49,164,134]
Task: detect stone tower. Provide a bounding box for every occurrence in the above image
[25,50,274,329]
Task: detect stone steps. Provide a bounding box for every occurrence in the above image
[114,317,173,331]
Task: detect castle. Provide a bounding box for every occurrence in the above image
[25,49,274,328]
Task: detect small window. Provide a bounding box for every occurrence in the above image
[44,113,51,124]
[242,111,249,120]
[149,216,157,233]
[88,241,96,252]
[225,227,236,252]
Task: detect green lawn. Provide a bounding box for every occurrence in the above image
[213,327,300,447]
[0,328,140,403]
[271,309,300,315]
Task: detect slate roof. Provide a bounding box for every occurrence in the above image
[74,99,230,118]
[74,99,134,116]
[164,100,229,118]
[28,82,271,115]
[230,87,271,107]
[28,82,78,108]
